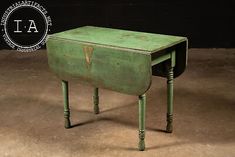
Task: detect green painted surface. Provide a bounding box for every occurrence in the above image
[46,26,188,95]
[62,80,71,129]
[151,53,171,66]
[46,26,188,151]
[93,88,99,114]
[47,38,152,95]
[166,54,174,133]
[138,94,146,151]
[51,26,187,53]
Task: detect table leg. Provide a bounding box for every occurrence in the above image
[62,80,71,129]
[166,66,174,133]
[138,94,146,151]
[93,87,100,114]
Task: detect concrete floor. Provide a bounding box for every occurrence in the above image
[0,49,234,157]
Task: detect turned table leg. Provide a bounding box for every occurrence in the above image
[62,80,71,129]
[138,94,146,151]
[166,65,174,133]
[93,87,100,114]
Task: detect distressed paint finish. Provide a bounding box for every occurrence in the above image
[62,80,71,129]
[166,51,175,133]
[93,87,99,114]
[166,65,174,133]
[51,26,186,53]
[83,45,93,69]
[46,26,188,151]
[138,94,146,151]
[47,26,187,95]
[47,38,152,96]
[50,26,188,78]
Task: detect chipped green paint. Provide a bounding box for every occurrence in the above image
[47,26,187,95]
[51,26,186,53]
[46,26,188,151]
[93,87,99,114]
[47,38,152,95]
[166,61,174,133]
[138,94,146,151]
[62,80,71,129]
[83,45,93,68]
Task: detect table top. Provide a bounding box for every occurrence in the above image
[51,26,187,54]
[47,26,188,95]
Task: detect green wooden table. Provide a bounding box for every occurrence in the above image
[46,26,188,151]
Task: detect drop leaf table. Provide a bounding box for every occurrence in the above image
[46,26,188,151]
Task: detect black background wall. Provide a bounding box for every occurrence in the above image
[1,0,235,49]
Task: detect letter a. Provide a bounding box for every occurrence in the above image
[27,20,38,33]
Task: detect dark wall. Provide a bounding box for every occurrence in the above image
[1,0,235,49]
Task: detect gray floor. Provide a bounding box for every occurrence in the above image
[0,49,234,157]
